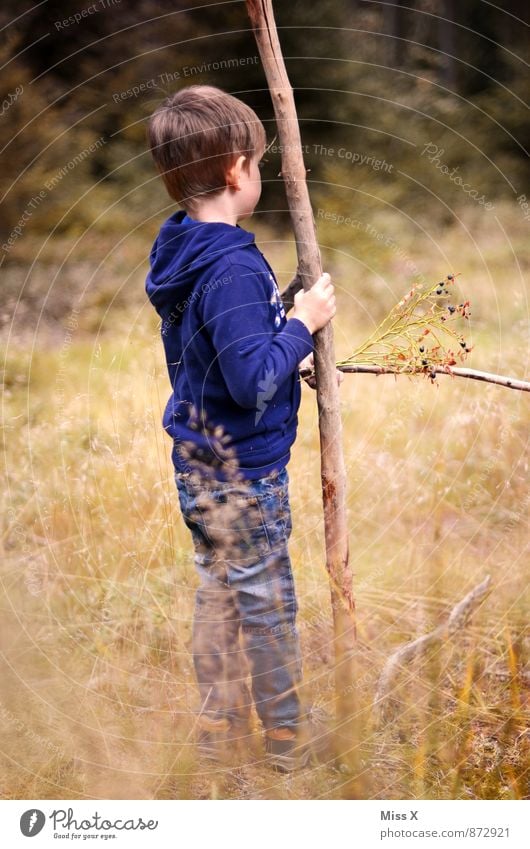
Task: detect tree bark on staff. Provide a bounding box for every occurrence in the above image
[246,0,357,759]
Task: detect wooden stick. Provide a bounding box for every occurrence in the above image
[299,363,530,393]
[373,576,492,725]
[246,0,357,755]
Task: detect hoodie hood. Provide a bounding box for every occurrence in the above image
[145,210,255,315]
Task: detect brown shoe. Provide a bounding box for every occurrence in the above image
[196,715,253,765]
[264,730,311,772]
[264,710,333,773]
[196,715,231,764]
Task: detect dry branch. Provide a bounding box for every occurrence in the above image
[373,576,492,725]
[279,273,302,313]
[299,363,530,393]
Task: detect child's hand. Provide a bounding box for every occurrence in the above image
[299,353,344,390]
[292,272,336,334]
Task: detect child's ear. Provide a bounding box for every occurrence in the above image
[226,154,246,190]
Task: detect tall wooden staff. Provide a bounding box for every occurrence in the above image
[246,0,357,757]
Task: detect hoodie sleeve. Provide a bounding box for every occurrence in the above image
[200,263,314,410]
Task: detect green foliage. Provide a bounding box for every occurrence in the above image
[0,0,528,254]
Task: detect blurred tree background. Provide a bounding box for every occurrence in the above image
[1,0,529,330]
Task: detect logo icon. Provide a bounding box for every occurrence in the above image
[20,809,46,837]
[255,368,278,424]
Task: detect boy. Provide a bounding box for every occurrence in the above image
[145,85,336,772]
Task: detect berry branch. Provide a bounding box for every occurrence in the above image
[293,273,530,393]
[337,273,472,384]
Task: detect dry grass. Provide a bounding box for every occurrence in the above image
[1,204,528,800]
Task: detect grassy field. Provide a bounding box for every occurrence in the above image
[1,203,528,800]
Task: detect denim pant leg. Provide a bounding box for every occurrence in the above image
[176,478,252,725]
[192,559,252,726]
[230,544,303,731]
[176,470,303,731]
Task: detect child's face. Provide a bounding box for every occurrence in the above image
[235,148,264,221]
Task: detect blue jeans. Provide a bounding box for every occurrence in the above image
[175,468,303,731]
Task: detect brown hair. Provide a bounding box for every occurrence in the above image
[147,85,266,209]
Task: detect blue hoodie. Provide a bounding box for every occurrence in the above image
[145,210,314,480]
